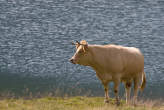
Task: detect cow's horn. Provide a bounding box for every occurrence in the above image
[76,40,80,45]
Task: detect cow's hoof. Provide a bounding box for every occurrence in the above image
[104,99,109,103]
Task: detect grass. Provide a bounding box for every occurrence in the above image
[0,96,163,110]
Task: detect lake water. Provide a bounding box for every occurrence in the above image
[0,0,164,99]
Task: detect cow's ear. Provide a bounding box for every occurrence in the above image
[79,40,88,52]
[72,41,80,46]
[83,44,88,53]
[73,41,80,49]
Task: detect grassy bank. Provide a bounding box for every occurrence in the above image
[0,96,163,110]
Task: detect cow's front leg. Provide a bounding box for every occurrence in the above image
[133,77,140,106]
[103,82,109,103]
[114,79,120,106]
[125,81,132,105]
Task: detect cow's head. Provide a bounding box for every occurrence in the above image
[70,40,92,66]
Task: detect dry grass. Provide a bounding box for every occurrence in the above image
[0,96,163,110]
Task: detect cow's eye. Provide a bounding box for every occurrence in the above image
[79,50,84,54]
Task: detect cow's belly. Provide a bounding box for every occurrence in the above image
[121,74,134,81]
[96,72,112,83]
[123,63,144,75]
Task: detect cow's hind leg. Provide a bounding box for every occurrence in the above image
[103,82,109,103]
[124,80,132,105]
[113,79,120,106]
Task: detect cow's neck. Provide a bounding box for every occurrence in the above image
[87,45,105,73]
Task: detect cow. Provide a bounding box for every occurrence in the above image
[69,40,146,105]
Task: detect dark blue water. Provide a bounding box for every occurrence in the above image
[0,0,164,98]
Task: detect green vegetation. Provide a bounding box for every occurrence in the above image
[0,97,163,110]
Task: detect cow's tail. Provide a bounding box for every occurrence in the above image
[140,71,146,91]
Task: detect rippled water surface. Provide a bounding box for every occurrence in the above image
[0,0,164,98]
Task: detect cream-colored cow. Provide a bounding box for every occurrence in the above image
[70,40,146,105]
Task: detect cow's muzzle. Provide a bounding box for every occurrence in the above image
[69,58,75,64]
